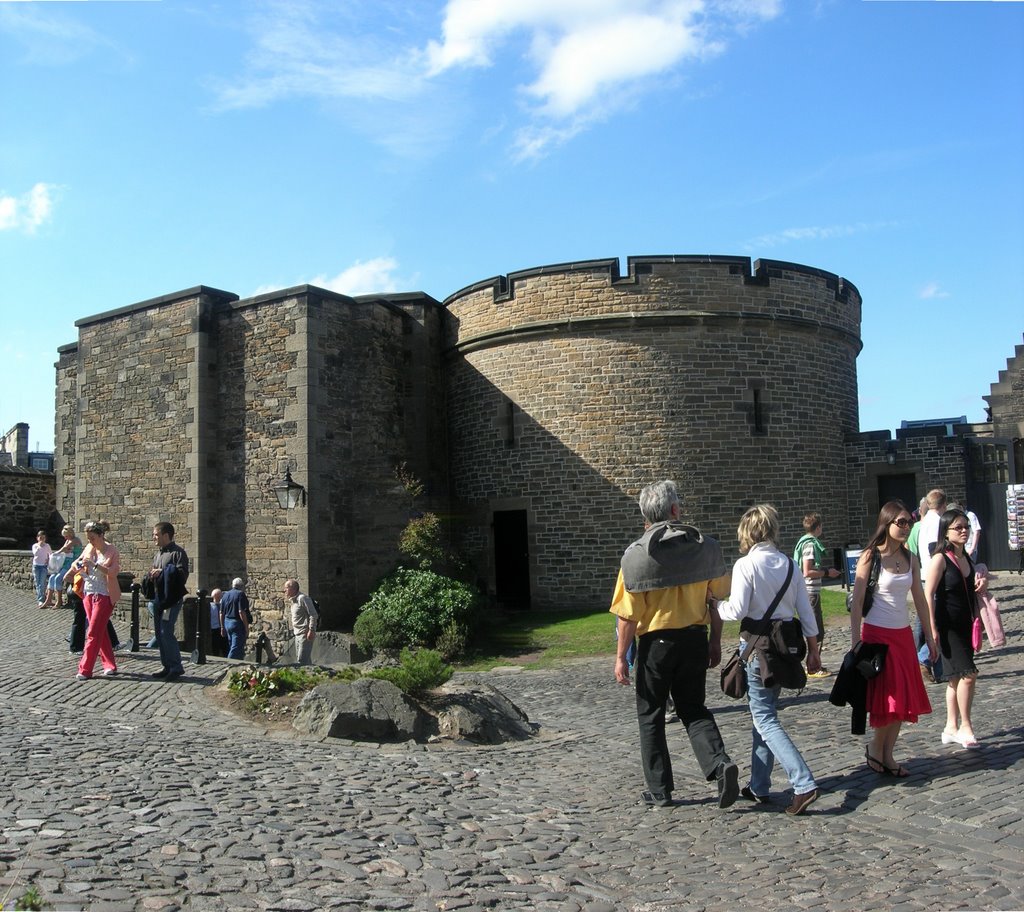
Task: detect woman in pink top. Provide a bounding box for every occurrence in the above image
[850,500,935,777]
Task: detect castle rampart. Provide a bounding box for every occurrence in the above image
[444,256,862,609]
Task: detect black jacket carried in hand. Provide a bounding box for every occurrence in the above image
[829,641,888,735]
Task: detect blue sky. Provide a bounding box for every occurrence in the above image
[2,0,1022,453]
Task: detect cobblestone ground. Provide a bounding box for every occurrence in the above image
[1,576,1022,912]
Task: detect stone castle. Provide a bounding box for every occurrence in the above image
[49,255,1023,626]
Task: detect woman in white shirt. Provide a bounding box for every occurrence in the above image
[850,501,935,776]
[67,520,121,680]
[713,505,822,816]
[31,531,52,606]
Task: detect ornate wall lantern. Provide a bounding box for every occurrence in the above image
[272,468,306,509]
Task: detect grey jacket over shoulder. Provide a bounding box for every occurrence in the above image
[621,521,726,593]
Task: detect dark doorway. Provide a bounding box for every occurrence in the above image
[493,510,531,609]
[967,437,1017,570]
[878,474,917,511]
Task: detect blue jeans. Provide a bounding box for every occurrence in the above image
[151,599,184,674]
[48,557,70,592]
[33,564,48,602]
[745,647,816,797]
[614,618,637,669]
[224,617,247,660]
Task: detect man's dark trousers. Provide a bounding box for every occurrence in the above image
[635,625,730,797]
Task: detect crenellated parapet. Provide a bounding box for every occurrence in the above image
[445,255,862,356]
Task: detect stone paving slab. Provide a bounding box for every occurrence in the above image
[0,576,1022,911]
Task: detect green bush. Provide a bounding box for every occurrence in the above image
[353,609,403,653]
[399,512,447,570]
[355,568,481,656]
[433,619,469,661]
[367,648,453,696]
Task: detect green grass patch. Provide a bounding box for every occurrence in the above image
[458,608,617,671]
[457,586,852,671]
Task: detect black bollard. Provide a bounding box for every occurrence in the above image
[254,631,275,666]
[191,589,209,665]
[130,583,141,653]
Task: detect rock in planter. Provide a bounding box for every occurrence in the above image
[430,681,534,744]
[294,678,428,741]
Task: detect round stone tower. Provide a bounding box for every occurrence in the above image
[444,255,862,611]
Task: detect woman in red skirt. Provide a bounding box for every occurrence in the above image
[850,500,937,777]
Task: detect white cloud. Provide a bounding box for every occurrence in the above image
[744,221,896,250]
[311,257,406,295]
[0,183,59,234]
[209,1,428,111]
[0,4,114,66]
[212,0,780,160]
[918,282,950,300]
[427,1,774,108]
[250,257,410,299]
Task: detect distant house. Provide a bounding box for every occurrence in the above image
[1,423,54,471]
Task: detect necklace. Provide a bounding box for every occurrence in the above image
[884,548,903,573]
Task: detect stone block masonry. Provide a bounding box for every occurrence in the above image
[445,256,861,609]
[34,254,1023,624]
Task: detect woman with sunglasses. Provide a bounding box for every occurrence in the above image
[850,500,935,777]
[924,509,980,748]
[68,520,121,680]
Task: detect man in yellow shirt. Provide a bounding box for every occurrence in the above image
[611,480,738,809]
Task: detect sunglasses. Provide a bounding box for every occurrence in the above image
[949,525,970,533]
[890,518,912,529]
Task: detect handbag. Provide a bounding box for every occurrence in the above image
[846,548,882,614]
[971,616,983,651]
[765,617,808,689]
[47,551,66,575]
[720,651,748,699]
[852,640,887,680]
[720,559,794,699]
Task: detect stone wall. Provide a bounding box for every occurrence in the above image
[0,551,34,591]
[985,335,1024,482]
[445,256,862,609]
[55,285,449,647]
[0,466,59,549]
[57,288,238,584]
[844,427,970,543]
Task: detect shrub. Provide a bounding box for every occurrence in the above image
[399,512,447,570]
[433,619,469,661]
[227,665,337,711]
[355,568,481,656]
[353,609,403,653]
[367,648,453,696]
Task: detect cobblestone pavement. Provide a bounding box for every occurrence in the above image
[1,576,1023,912]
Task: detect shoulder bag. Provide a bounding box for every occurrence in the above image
[846,548,882,615]
[720,559,794,699]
